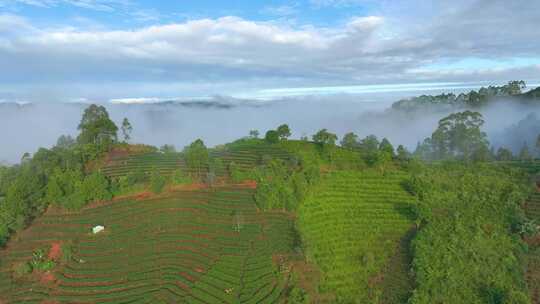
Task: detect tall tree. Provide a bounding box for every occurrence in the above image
[77,104,118,146]
[379,138,395,156]
[55,135,76,149]
[121,118,133,143]
[503,80,526,95]
[496,147,513,161]
[430,111,488,161]
[183,139,209,178]
[249,130,259,139]
[312,129,338,146]
[341,132,359,150]
[276,124,291,140]
[396,145,410,162]
[359,135,380,165]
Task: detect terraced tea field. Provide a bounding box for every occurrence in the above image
[212,144,292,172]
[525,172,540,303]
[102,143,292,179]
[102,152,187,178]
[298,170,415,303]
[504,160,540,175]
[0,187,295,303]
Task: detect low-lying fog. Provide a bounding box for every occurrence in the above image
[1,92,539,164]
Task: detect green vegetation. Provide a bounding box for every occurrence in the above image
[298,170,414,303]
[408,163,531,303]
[1,92,539,303]
[183,139,210,179]
[415,111,490,161]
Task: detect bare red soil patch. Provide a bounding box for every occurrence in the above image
[177,281,191,291]
[180,271,197,283]
[40,271,56,285]
[236,180,257,189]
[135,191,153,200]
[48,242,62,261]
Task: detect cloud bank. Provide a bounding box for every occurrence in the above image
[1,92,538,164]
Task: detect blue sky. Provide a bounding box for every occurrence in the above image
[1,0,374,28]
[0,0,539,102]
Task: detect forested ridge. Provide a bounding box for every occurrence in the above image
[0,86,539,303]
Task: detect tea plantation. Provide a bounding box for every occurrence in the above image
[0,187,295,303]
[298,170,415,303]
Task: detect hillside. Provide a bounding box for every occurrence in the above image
[0,186,295,303]
[298,170,415,303]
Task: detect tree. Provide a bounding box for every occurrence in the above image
[265,130,279,144]
[430,111,489,161]
[183,139,209,178]
[341,132,359,150]
[160,144,176,154]
[414,139,433,160]
[81,172,112,203]
[45,171,64,204]
[55,135,76,149]
[121,118,133,143]
[276,124,291,140]
[21,152,31,163]
[496,147,513,161]
[77,104,118,146]
[519,143,532,161]
[470,143,492,162]
[503,80,526,95]
[359,135,380,165]
[249,130,259,139]
[379,138,395,156]
[312,129,338,146]
[396,145,410,162]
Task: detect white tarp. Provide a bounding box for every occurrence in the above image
[92,225,105,234]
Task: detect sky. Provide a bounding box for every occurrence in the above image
[0,0,540,102]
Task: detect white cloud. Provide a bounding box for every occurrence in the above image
[1,0,540,102]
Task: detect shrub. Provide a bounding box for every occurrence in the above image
[150,171,166,194]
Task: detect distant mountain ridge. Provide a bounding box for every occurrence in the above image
[391,81,540,112]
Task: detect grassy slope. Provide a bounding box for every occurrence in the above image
[298,169,415,303]
[0,187,295,303]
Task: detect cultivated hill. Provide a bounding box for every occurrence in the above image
[0,186,296,303]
